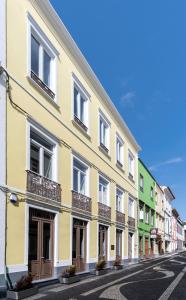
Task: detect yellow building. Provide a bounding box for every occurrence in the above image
[154,184,165,255]
[0,0,140,287]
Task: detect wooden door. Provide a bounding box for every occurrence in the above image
[72,219,87,272]
[28,209,54,280]
[116,230,122,260]
[145,238,149,257]
[99,225,108,261]
[128,232,133,261]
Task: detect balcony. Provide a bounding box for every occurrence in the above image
[98,202,111,220]
[72,191,92,213]
[128,216,135,229]
[116,211,125,225]
[26,170,61,203]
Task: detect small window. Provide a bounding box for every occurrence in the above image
[73,158,88,195]
[30,130,54,180]
[116,136,124,167]
[99,113,109,152]
[139,174,144,192]
[139,205,144,221]
[151,211,154,226]
[150,187,154,199]
[128,197,134,217]
[73,81,88,131]
[116,188,123,212]
[128,152,135,179]
[145,207,149,224]
[99,176,109,205]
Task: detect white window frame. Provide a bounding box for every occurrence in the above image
[99,111,110,151]
[139,204,144,221]
[72,156,89,196]
[116,187,124,212]
[116,134,124,166]
[27,121,58,182]
[72,75,89,129]
[139,174,144,190]
[99,175,109,206]
[128,151,135,178]
[27,14,58,101]
[150,187,154,199]
[128,197,134,218]
[145,207,149,224]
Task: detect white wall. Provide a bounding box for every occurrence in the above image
[0,0,6,284]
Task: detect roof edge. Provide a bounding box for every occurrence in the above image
[31,0,141,152]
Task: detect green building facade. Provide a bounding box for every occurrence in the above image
[138,159,156,258]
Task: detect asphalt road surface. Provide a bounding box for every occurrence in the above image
[31,252,186,300]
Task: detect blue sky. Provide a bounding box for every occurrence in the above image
[51,0,186,219]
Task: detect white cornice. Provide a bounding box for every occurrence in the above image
[30,0,141,152]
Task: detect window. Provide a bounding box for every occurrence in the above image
[128,152,134,179]
[116,136,124,166]
[73,80,89,130]
[145,207,149,224]
[73,158,88,195]
[128,197,134,217]
[99,176,109,205]
[139,204,144,221]
[139,174,144,192]
[99,113,109,151]
[150,187,154,199]
[150,211,154,226]
[28,15,57,100]
[30,130,54,180]
[116,188,123,212]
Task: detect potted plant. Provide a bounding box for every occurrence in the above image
[7,273,38,300]
[59,265,80,284]
[113,258,123,270]
[95,259,107,276]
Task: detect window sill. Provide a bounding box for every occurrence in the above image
[99,144,111,160]
[72,119,91,141]
[116,161,125,173]
[128,174,135,184]
[27,74,60,110]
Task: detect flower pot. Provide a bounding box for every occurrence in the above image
[59,276,80,284]
[7,286,38,300]
[95,269,108,276]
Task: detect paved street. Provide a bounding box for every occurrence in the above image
[27,252,186,300]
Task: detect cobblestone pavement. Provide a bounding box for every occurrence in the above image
[8,252,186,300]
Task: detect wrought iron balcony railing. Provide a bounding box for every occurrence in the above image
[128,216,135,229]
[116,210,125,224]
[98,202,111,220]
[26,170,61,203]
[72,190,92,213]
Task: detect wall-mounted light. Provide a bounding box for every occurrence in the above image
[9,193,18,204]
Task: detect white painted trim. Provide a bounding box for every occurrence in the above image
[0,0,6,277]
[108,226,110,262]
[7,265,28,274]
[54,213,59,267]
[87,221,90,264]
[70,215,72,265]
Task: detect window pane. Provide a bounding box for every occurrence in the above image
[43,50,51,86]
[31,35,40,76]
[31,131,53,151]
[80,172,85,195]
[44,151,52,179]
[30,144,40,174]
[80,96,85,123]
[74,87,78,117]
[100,119,103,144]
[73,168,78,192]
[103,186,107,204]
[99,183,102,203]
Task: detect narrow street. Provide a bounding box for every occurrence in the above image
[29,252,186,300]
